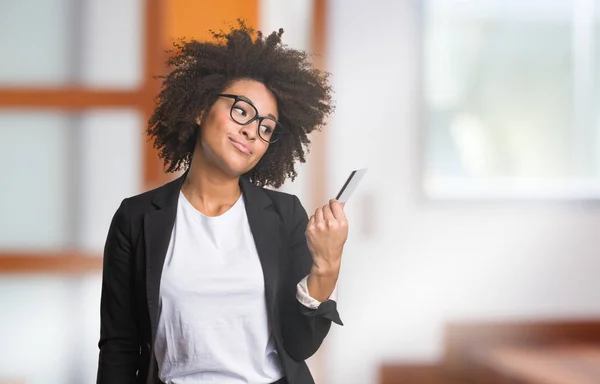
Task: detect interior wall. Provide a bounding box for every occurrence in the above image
[323,0,600,383]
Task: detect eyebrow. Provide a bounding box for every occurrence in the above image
[237,94,278,120]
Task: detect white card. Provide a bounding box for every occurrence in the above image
[335,168,367,203]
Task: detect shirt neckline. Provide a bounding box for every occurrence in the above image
[178,190,244,221]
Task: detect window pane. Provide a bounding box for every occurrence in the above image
[0,0,72,85]
[81,0,143,89]
[0,0,143,88]
[0,111,73,249]
[78,109,143,252]
[0,275,101,384]
[423,0,600,198]
[0,109,143,251]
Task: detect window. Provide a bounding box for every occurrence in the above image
[0,1,160,382]
[0,1,267,382]
[423,0,600,199]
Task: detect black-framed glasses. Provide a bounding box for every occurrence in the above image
[218,94,284,143]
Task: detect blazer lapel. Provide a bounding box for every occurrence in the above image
[240,177,283,319]
[144,173,186,343]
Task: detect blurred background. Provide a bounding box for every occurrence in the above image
[1,0,600,383]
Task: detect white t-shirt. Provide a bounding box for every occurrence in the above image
[154,191,335,383]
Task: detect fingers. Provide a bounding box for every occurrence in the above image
[315,206,324,223]
[307,214,315,234]
[313,206,332,232]
[323,203,335,221]
[329,199,345,220]
[311,200,347,231]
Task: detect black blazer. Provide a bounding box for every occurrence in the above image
[96,172,343,384]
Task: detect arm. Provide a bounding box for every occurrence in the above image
[96,199,140,384]
[281,196,343,362]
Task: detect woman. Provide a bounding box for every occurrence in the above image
[97,22,347,384]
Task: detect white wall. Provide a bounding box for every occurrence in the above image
[260,2,335,380]
[324,1,600,383]
[259,0,315,203]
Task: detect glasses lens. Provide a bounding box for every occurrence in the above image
[258,118,283,143]
[230,99,257,124]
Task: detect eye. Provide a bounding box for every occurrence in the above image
[260,124,274,135]
[233,106,247,117]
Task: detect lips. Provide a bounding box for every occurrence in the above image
[228,137,252,155]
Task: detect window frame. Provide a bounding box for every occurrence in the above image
[0,0,168,272]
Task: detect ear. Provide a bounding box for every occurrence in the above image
[195,111,204,126]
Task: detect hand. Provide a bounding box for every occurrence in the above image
[306,199,348,277]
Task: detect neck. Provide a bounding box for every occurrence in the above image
[181,147,242,216]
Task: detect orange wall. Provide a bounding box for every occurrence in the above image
[164,0,259,46]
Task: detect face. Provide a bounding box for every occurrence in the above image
[195,79,279,178]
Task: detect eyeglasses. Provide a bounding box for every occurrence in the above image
[218,94,284,143]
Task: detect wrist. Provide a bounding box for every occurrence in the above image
[307,268,338,302]
[310,263,340,279]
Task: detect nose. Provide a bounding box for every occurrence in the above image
[239,120,258,141]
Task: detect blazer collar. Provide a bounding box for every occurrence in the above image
[148,171,272,210]
[144,171,281,343]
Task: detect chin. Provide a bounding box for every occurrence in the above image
[221,157,256,178]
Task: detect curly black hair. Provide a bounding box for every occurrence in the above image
[147,20,334,188]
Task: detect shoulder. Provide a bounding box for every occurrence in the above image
[259,187,309,226]
[261,187,300,208]
[123,184,163,208]
[122,183,164,211]
[115,176,182,220]
[261,187,296,206]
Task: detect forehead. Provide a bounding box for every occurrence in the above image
[222,79,278,118]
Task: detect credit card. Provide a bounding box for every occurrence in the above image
[335,168,367,203]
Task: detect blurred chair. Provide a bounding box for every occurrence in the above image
[380,363,460,384]
[380,320,600,384]
[444,320,600,384]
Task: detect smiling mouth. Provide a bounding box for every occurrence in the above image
[229,138,252,155]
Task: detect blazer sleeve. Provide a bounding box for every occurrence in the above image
[281,195,343,362]
[96,198,140,384]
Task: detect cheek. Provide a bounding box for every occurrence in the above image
[201,115,233,141]
[215,113,234,130]
[209,115,233,137]
[254,142,270,158]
